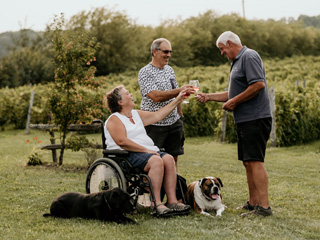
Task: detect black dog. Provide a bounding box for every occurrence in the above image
[43,188,135,224]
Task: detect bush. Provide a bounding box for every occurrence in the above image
[26,146,43,166]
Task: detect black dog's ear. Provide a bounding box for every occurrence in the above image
[216,178,223,188]
[105,188,121,208]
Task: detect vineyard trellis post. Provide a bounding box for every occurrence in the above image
[25,90,34,134]
[269,87,276,147]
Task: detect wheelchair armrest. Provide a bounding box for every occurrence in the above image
[103,149,129,157]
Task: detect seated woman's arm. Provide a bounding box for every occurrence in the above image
[138,90,187,126]
[107,115,155,153]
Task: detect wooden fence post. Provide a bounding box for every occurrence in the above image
[49,112,57,163]
[49,130,57,163]
[25,91,34,134]
[269,87,277,147]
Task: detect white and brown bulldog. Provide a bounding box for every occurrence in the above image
[186,177,225,216]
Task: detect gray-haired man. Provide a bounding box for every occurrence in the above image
[196,31,273,217]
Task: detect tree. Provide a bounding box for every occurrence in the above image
[0,30,54,88]
[47,14,100,165]
[67,7,152,75]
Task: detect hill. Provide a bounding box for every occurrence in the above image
[0,29,40,58]
[298,15,320,28]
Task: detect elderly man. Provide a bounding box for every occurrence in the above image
[196,31,273,217]
[138,38,193,168]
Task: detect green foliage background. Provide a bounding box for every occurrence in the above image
[1,9,320,88]
[1,55,319,147]
[0,9,319,147]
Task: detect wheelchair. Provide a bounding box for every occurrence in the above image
[85,120,187,217]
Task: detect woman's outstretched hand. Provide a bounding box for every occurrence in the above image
[178,89,194,102]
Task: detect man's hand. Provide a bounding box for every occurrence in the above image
[222,99,236,112]
[195,93,209,103]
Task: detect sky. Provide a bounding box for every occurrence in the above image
[1,0,319,33]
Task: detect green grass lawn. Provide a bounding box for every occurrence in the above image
[0,130,319,240]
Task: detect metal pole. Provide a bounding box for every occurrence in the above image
[269,87,276,147]
[25,91,34,134]
[242,0,246,19]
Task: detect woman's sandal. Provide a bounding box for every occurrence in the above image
[151,204,174,217]
[166,202,191,212]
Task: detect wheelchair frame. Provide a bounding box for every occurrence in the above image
[85,120,186,217]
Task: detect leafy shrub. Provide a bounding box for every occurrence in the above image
[26,147,43,166]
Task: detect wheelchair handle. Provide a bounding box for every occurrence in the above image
[92,119,106,149]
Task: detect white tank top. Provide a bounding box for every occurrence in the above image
[104,110,159,152]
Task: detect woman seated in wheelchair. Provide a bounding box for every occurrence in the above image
[104,85,191,216]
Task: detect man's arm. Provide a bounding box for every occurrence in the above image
[147,88,181,102]
[147,85,193,102]
[196,91,229,103]
[222,81,265,112]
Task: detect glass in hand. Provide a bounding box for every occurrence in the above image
[189,80,200,95]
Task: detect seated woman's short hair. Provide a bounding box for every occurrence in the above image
[106,85,124,113]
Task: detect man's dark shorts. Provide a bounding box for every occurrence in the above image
[128,151,167,170]
[236,117,272,162]
[145,118,185,157]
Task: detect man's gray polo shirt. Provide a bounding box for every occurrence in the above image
[228,46,271,123]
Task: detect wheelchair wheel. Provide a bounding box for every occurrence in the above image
[86,158,127,194]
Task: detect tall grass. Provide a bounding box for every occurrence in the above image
[0,130,319,239]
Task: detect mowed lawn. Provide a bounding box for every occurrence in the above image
[0,129,319,240]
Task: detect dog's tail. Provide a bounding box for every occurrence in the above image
[43,213,52,217]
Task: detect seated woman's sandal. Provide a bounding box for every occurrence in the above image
[151,204,174,217]
[166,202,191,212]
[151,203,191,217]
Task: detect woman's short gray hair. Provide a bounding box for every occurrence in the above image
[105,85,124,113]
[150,38,171,56]
[216,31,241,48]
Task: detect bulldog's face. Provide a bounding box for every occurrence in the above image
[199,177,223,201]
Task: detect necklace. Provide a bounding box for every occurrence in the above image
[120,113,132,118]
[120,113,135,123]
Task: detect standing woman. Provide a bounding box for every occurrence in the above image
[104,85,191,216]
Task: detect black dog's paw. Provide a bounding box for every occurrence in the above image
[43,213,51,218]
